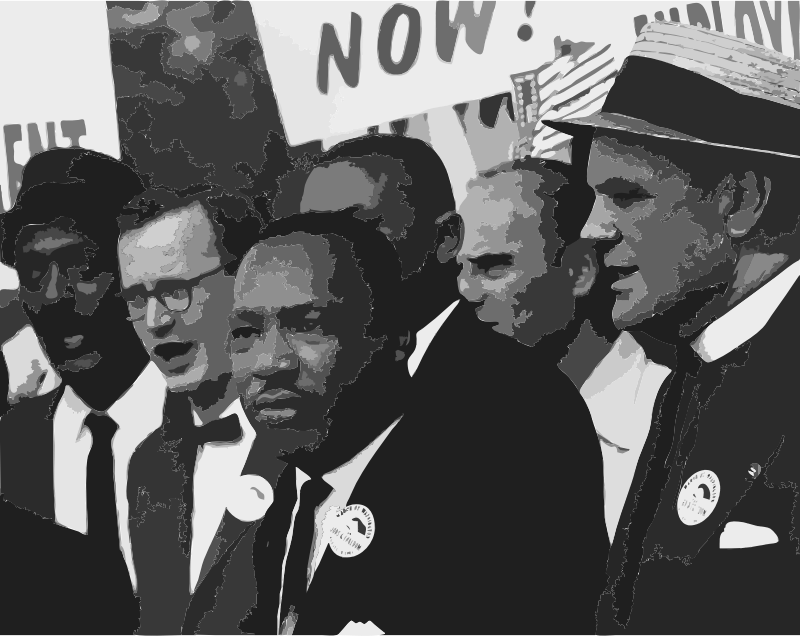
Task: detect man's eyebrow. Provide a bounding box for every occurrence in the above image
[231,309,265,325]
[593,177,642,197]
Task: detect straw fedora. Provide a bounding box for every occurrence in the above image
[544,21,800,159]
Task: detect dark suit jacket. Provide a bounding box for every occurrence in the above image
[128,307,608,635]
[599,279,800,635]
[0,387,139,634]
[291,300,609,635]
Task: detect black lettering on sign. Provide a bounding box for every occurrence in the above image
[317,12,362,95]
[378,4,422,75]
[2,119,87,212]
[436,1,496,63]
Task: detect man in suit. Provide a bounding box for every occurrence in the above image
[545,21,800,633]
[115,187,264,634]
[225,212,605,636]
[0,147,150,633]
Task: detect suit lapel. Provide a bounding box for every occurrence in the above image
[0,387,62,519]
[127,393,197,635]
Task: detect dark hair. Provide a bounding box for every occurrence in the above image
[480,156,595,267]
[255,209,406,341]
[313,134,456,222]
[117,185,264,276]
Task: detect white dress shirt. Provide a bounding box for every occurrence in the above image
[580,332,671,543]
[190,396,273,593]
[52,361,168,591]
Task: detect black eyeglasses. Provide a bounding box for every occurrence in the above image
[119,263,226,317]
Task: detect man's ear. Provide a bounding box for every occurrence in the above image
[394,329,414,362]
[724,171,771,238]
[435,212,463,263]
[569,251,597,298]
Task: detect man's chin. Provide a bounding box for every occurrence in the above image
[163,361,209,391]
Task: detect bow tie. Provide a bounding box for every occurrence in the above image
[195,413,244,446]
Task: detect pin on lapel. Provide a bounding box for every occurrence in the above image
[326,504,376,558]
[227,474,273,522]
[677,470,721,526]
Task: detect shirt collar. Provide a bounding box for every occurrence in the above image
[192,398,248,426]
[297,415,403,496]
[61,362,167,437]
[692,258,800,362]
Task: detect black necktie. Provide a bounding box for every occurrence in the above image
[279,477,334,634]
[84,412,119,543]
[195,413,243,446]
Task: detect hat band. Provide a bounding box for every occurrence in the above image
[600,56,800,158]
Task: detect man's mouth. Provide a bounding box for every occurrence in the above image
[154,341,195,361]
[58,352,101,372]
[252,388,302,421]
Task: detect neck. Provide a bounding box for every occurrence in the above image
[185,374,240,423]
[66,352,148,412]
[558,318,620,390]
[680,252,796,339]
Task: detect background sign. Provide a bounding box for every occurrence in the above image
[0,2,120,212]
[255,1,800,147]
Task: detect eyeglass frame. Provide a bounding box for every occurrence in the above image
[119,262,228,318]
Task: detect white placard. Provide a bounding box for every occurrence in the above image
[0,2,121,212]
[253,1,794,147]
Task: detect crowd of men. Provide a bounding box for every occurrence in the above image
[1,20,799,636]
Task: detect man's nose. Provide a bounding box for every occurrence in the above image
[458,263,483,303]
[262,323,297,370]
[145,296,176,331]
[580,195,619,239]
[44,263,67,301]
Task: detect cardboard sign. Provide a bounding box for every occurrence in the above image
[0,2,120,211]
[254,1,799,147]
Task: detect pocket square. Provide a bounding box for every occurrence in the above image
[720,521,779,549]
[338,620,384,635]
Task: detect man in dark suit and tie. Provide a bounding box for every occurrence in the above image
[545,21,800,634]
[225,212,605,636]
[0,147,151,633]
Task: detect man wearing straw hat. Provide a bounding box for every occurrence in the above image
[546,21,800,633]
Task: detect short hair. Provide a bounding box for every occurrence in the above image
[255,209,406,340]
[478,156,595,267]
[312,134,456,221]
[118,185,264,276]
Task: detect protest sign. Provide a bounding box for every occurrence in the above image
[254,1,800,147]
[0,2,120,212]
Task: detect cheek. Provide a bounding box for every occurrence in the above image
[290,337,338,394]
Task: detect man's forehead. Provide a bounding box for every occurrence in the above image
[118,202,220,288]
[234,236,336,311]
[590,135,657,182]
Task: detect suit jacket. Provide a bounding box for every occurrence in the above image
[0,388,139,634]
[599,279,800,634]
[292,300,609,635]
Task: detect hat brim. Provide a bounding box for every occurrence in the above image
[542,112,800,159]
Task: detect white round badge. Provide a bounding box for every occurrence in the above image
[227,474,273,522]
[677,470,721,525]
[327,504,375,558]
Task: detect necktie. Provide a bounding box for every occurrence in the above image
[279,478,334,634]
[195,413,242,446]
[84,412,119,543]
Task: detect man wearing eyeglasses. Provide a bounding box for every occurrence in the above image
[116,189,269,634]
[0,147,150,633]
